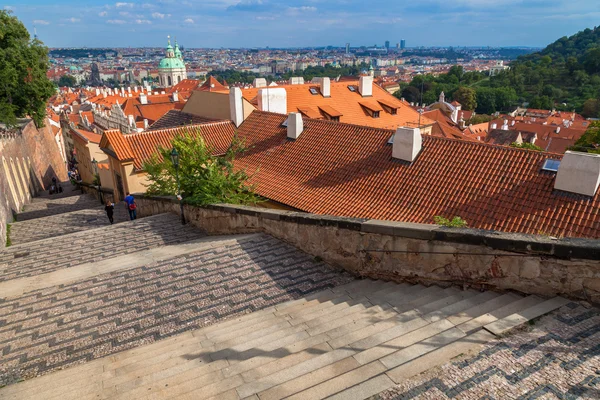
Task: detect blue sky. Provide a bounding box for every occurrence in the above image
[5,0,600,48]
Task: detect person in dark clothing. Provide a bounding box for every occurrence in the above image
[105,200,115,224]
[124,192,136,220]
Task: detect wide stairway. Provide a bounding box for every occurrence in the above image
[0,184,570,399]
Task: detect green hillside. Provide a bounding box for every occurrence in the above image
[490,26,600,116]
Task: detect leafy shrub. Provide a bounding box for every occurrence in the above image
[434,216,468,228]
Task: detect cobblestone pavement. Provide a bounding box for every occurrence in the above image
[0,213,206,282]
[8,204,130,245]
[17,198,102,221]
[376,302,600,400]
[21,193,92,212]
[0,233,353,386]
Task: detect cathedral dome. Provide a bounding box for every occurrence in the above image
[159,57,185,69]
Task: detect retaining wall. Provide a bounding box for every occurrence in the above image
[135,194,600,303]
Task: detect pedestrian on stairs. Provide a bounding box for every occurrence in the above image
[104,200,115,224]
[124,192,137,220]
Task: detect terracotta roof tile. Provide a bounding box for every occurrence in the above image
[149,110,218,131]
[241,81,434,130]
[234,111,600,239]
[73,128,102,144]
[102,130,135,161]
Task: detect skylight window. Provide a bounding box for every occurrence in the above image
[309,87,319,95]
[542,159,560,172]
[348,85,357,92]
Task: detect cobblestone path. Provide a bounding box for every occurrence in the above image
[376,302,600,400]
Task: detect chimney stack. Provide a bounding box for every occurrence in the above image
[127,87,132,94]
[229,87,244,128]
[491,122,497,130]
[134,86,138,93]
[143,118,149,130]
[253,78,267,88]
[286,113,303,139]
[95,88,100,96]
[257,88,287,114]
[128,114,135,127]
[554,151,600,197]
[320,77,331,98]
[139,93,148,105]
[172,91,179,102]
[392,127,422,162]
[289,77,304,85]
[359,76,373,97]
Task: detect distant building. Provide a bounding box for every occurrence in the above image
[158,37,187,87]
[345,43,350,54]
[401,39,406,50]
[385,41,390,50]
[489,60,509,76]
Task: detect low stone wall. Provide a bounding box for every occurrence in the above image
[135,194,600,303]
[79,183,115,204]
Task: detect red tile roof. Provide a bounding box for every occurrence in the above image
[240,80,434,130]
[102,121,236,170]
[197,76,227,92]
[423,109,470,140]
[73,128,102,144]
[234,111,600,239]
[101,130,135,161]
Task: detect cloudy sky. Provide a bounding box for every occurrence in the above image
[5,0,600,48]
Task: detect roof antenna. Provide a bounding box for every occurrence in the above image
[418,79,424,128]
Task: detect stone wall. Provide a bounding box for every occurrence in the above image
[0,120,68,246]
[134,195,600,303]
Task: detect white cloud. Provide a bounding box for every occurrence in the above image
[289,6,317,12]
[107,19,127,24]
[115,2,133,8]
[34,20,50,25]
[68,17,81,23]
[184,18,194,24]
[135,19,151,24]
[119,11,130,16]
[152,12,166,19]
[99,11,108,17]
[141,3,155,8]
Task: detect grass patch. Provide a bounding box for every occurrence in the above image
[5,223,12,247]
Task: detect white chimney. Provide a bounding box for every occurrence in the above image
[491,123,497,130]
[554,151,600,197]
[143,118,149,129]
[95,88,100,96]
[128,114,135,127]
[139,93,148,105]
[287,112,303,139]
[172,91,179,102]
[134,86,138,93]
[556,126,561,134]
[392,127,422,162]
[161,91,166,95]
[257,88,287,114]
[127,87,132,94]
[511,120,515,126]
[359,76,373,97]
[253,78,267,88]
[229,87,244,128]
[320,77,331,98]
[289,77,304,85]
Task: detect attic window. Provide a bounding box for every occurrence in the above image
[347,85,357,92]
[373,111,380,118]
[542,159,560,172]
[387,135,394,144]
[309,87,319,95]
[281,119,288,128]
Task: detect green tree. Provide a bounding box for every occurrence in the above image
[58,74,77,87]
[475,87,497,114]
[570,121,600,154]
[398,86,421,103]
[143,131,261,206]
[0,10,55,127]
[583,48,600,75]
[453,87,477,111]
[582,98,600,118]
[510,142,543,151]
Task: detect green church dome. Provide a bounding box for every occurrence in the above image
[159,57,185,69]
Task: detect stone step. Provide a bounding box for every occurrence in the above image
[484,296,571,336]
[22,193,95,211]
[17,199,100,221]
[0,213,207,286]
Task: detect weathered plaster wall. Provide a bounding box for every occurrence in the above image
[0,120,68,246]
[135,195,600,303]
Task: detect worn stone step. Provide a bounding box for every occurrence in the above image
[446,292,523,326]
[484,296,571,336]
[392,287,461,313]
[326,374,396,400]
[305,302,395,337]
[457,295,545,334]
[285,360,388,400]
[421,291,501,323]
[386,329,496,383]
[368,284,437,306]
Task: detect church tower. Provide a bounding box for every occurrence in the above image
[158,36,187,87]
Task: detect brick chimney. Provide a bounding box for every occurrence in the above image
[554,151,600,197]
[359,76,373,97]
[320,77,331,98]
[287,113,303,139]
[392,127,422,162]
[257,88,287,114]
[229,87,244,127]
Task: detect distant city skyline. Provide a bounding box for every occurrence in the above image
[5,0,600,49]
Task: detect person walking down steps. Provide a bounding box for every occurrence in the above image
[104,200,115,224]
[124,192,137,221]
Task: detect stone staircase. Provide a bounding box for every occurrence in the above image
[0,183,573,399]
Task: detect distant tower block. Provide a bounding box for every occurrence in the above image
[345,43,350,54]
[401,39,406,50]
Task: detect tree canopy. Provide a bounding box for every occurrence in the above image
[0,10,55,127]
[58,75,77,88]
[143,132,261,206]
